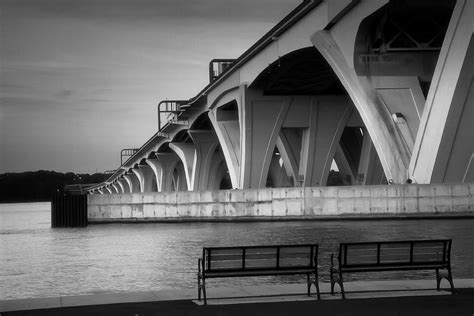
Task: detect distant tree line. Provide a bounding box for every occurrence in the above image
[0,171,108,203]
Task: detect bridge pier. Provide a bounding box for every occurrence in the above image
[410,0,474,184]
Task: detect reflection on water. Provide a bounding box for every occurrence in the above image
[1,202,473,300]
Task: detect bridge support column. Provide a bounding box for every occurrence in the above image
[132,165,156,192]
[169,143,196,191]
[117,179,128,193]
[156,153,180,192]
[208,102,240,189]
[356,129,386,185]
[239,87,291,189]
[276,127,304,186]
[207,154,228,190]
[298,98,353,187]
[333,145,356,185]
[188,130,219,191]
[123,173,140,193]
[311,30,410,184]
[410,0,474,183]
[112,185,119,194]
[268,153,291,187]
[146,158,163,192]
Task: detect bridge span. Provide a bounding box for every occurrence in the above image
[89,0,474,205]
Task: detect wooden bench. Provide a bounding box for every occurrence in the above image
[197,244,320,304]
[330,239,455,298]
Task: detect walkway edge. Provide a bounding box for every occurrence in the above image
[1,279,473,312]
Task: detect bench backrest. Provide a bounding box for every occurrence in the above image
[338,239,451,268]
[202,244,318,273]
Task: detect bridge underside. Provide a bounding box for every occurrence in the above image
[92,0,473,195]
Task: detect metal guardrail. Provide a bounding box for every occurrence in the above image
[121,148,139,165]
[209,59,235,83]
[157,100,189,131]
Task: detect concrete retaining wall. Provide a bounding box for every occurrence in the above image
[88,183,474,222]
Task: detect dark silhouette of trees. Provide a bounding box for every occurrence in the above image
[0,171,108,203]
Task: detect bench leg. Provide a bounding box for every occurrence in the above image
[436,268,440,291]
[198,274,202,301]
[330,268,335,295]
[202,277,208,305]
[307,274,311,296]
[314,272,321,300]
[339,271,346,299]
[436,268,456,294]
[307,272,320,299]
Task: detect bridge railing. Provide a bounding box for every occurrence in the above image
[157,100,190,131]
[209,59,235,83]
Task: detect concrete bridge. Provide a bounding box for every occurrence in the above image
[89,0,474,197]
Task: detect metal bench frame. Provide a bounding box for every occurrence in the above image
[330,239,455,298]
[197,244,320,304]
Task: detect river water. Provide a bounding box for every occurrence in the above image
[1,202,473,300]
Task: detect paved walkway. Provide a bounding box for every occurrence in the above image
[1,279,473,315]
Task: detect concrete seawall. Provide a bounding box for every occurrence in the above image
[88,184,474,222]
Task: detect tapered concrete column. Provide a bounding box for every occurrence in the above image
[145,158,163,192]
[312,30,410,184]
[208,109,240,189]
[132,165,156,193]
[370,76,425,155]
[276,128,302,186]
[208,153,226,190]
[98,189,104,195]
[110,183,118,194]
[333,145,356,185]
[188,130,219,191]
[131,168,145,193]
[140,164,156,192]
[105,187,112,194]
[268,154,291,187]
[240,87,291,189]
[117,179,127,193]
[299,98,353,186]
[171,162,188,191]
[156,153,180,192]
[208,95,241,189]
[169,142,196,191]
[123,173,140,193]
[410,0,474,183]
[355,129,384,185]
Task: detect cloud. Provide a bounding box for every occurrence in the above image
[0,96,63,110]
[54,89,73,98]
[1,0,298,23]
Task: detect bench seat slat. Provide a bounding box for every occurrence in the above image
[205,268,314,278]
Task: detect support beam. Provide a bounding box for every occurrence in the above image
[146,158,163,192]
[110,184,119,194]
[132,165,156,193]
[156,153,180,192]
[123,173,140,193]
[333,144,355,184]
[209,107,240,189]
[117,179,127,193]
[188,130,219,191]
[276,128,302,185]
[169,142,196,191]
[410,0,474,183]
[240,87,291,189]
[312,30,410,183]
[299,97,353,186]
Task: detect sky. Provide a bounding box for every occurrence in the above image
[0,0,300,174]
